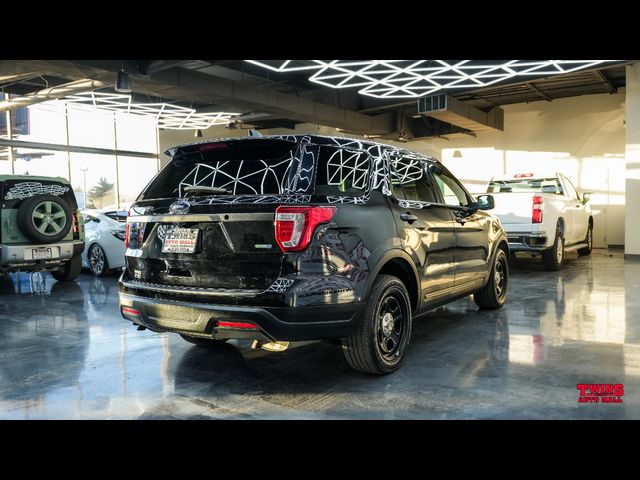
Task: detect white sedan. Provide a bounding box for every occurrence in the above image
[81,209,127,276]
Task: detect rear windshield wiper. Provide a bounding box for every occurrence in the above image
[183,186,232,196]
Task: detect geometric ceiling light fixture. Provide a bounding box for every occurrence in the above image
[48,91,239,130]
[245,60,620,99]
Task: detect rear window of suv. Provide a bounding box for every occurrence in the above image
[141,139,371,200]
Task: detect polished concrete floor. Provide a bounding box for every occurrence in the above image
[0,249,638,419]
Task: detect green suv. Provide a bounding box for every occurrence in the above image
[0,175,85,282]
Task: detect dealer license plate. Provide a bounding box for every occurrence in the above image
[32,247,52,260]
[162,228,200,254]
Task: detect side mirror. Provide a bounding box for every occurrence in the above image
[582,192,592,204]
[475,194,495,211]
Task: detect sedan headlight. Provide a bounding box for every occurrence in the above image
[111,229,126,241]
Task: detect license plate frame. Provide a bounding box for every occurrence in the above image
[32,247,52,260]
[162,228,200,254]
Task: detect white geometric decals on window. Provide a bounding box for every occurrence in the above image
[389,156,424,185]
[178,156,294,197]
[172,134,439,205]
[246,60,618,99]
[4,182,69,200]
[326,148,370,190]
[284,144,316,193]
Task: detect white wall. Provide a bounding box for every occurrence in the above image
[158,92,626,247]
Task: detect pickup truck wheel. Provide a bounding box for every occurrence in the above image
[341,274,412,375]
[578,225,593,256]
[542,231,564,271]
[51,253,82,282]
[180,334,228,347]
[474,248,508,309]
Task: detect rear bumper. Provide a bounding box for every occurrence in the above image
[0,241,84,271]
[506,232,550,253]
[119,292,363,342]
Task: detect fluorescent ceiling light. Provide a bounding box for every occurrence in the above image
[42,91,239,130]
[246,60,618,99]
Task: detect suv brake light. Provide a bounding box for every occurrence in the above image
[532,195,543,223]
[275,206,335,252]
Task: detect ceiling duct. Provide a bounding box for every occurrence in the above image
[418,94,504,133]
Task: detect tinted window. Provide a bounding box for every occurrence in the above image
[389,157,437,203]
[430,165,469,207]
[141,140,370,200]
[487,177,564,194]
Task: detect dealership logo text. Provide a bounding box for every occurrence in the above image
[577,384,624,403]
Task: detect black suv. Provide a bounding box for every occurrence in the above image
[119,135,508,374]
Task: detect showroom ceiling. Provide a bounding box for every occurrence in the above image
[0,60,632,140]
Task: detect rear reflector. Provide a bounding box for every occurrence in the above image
[532,195,543,223]
[275,206,336,252]
[122,307,141,316]
[216,321,258,330]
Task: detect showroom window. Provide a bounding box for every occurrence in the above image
[0,93,159,209]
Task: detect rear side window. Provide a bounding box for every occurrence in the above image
[314,146,370,196]
[389,157,438,203]
[140,140,371,200]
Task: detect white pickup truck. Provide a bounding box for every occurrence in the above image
[486,173,593,270]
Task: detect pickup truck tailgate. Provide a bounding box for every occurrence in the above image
[490,192,534,224]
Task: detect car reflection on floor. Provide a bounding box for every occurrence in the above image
[0,250,638,419]
[0,273,89,412]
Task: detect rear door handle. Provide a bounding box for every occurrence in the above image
[400,212,418,223]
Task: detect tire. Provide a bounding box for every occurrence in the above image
[180,334,229,347]
[542,230,564,271]
[88,244,109,276]
[474,248,508,309]
[578,224,593,256]
[51,253,82,282]
[341,274,412,375]
[17,194,72,244]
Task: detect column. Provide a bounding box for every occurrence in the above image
[625,63,640,257]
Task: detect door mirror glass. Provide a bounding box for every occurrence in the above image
[476,194,495,211]
[582,192,592,203]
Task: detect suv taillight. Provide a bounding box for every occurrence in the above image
[275,206,335,252]
[532,195,543,224]
[72,213,80,234]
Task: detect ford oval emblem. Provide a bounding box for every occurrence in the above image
[169,200,191,214]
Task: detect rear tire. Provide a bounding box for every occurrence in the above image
[578,224,593,256]
[51,253,82,282]
[474,248,508,309]
[542,230,564,271]
[180,334,229,347]
[341,274,412,375]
